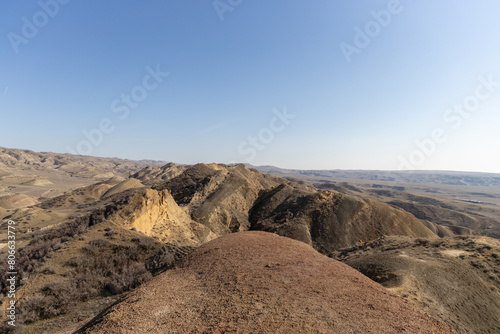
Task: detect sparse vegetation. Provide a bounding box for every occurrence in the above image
[2,148,500,332]
[0,191,160,327]
[16,238,155,324]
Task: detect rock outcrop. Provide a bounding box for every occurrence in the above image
[157,163,282,236]
[153,163,438,252]
[107,189,216,246]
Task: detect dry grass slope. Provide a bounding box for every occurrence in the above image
[334,235,500,334]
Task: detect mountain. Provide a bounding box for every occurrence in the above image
[151,163,441,252]
[130,162,187,186]
[249,183,438,253]
[0,148,498,333]
[0,147,165,176]
[245,164,500,239]
[0,146,167,202]
[245,164,500,187]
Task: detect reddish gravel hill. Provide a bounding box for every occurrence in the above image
[78,232,454,333]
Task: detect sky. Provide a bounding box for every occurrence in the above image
[1,0,500,173]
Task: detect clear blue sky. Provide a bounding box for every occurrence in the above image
[1,0,500,172]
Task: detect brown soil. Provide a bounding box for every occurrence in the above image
[0,193,38,209]
[78,232,454,333]
[333,235,500,333]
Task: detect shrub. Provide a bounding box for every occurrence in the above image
[0,320,23,333]
[4,192,162,324]
[16,237,159,324]
[104,229,118,237]
[105,262,152,295]
[40,266,56,275]
[139,237,156,250]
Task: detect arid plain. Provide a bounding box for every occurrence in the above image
[0,147,499,333]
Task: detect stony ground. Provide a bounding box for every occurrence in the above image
[333,235,500,333]
[78,231,454,333]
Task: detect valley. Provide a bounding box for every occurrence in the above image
[0,147,498,333]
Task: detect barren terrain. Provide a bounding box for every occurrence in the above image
[251,165,500,239]
[0,147,498,333]
[78,232,455,333]
[333,235,500,333]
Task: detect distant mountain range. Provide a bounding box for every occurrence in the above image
[1,146,500,333]
[244,163,500,187]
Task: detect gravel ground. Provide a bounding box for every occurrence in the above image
[78,231,454,333]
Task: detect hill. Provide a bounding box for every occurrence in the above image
[247,164,500,239]
[0,148,497,333]
[77,231,454,333]
[333,235,500,333]
[0,146,167,201]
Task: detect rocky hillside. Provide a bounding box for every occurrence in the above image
[106,188,217,246]
[0,149,495,333]
[0,146,163,177]
[0,146,166,202]
[333,235,500,334]
[131,163,187,185]
[77,232,455,333]
[151,163,442,252]
[253,163,500,240]
[249,184,438,253]
[387,199,497,238]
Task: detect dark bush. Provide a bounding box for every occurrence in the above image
[40,266,56,275]
[139,237,156,250]
[18,296,49,323]
[3,192,160,325]
[0,237,65,296]
[105,229,118,237]
[16,237,158,324]
[0,320,23,333]
[105,262,152,295]
[18,281,81,324]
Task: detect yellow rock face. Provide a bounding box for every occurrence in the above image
[109,189,216,246]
